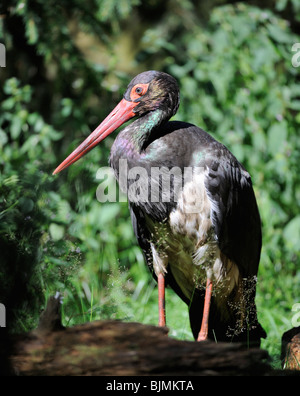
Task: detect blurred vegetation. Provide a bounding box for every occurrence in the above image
[0,0,300,367]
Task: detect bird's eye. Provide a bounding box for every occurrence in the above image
[130,83,149,101]
[135,87,143,95]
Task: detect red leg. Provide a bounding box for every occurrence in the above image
[158,273,166,327]
[197,277,213,341]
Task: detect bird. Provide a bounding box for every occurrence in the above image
[53,70,266,345]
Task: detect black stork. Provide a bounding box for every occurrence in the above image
[53,70,266,345]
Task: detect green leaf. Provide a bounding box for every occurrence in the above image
[283,216,300,250]
[10,116,22,139]
[3,78,20,95]
[267,121,287,155]
[26,18,38,45]
[3,175,19,186]
[19,197,34,214]
[267,23,291,43]
[98,204,120,224]
[49,223,65,241]
[276,0,288,12]
[1,98,15,110]
[0,129,8,147]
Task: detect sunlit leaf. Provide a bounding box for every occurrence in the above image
[283,216,300,250]
[49,223,65,241]
[267,122,287,156]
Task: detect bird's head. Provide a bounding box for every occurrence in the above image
[53,71,179,175]
[123,70,180,117]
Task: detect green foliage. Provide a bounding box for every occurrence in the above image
[0,0,299,367]
[169,5,300,268]
[166,4,300,360]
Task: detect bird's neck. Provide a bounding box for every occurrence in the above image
[110,109,170,170]
[127,109,167,152]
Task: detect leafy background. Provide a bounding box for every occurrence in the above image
[0,0,299,368]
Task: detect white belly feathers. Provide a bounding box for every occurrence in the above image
[148,171,240,302]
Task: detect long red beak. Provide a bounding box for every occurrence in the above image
[53,99,137,175]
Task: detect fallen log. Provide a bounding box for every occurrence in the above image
[10,319,271,376]
[3,295,272,376]
[281,327,300,371]
[6,295,300,376]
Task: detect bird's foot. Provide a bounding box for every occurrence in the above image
[197,329,208,341]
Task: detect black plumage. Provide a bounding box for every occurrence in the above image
[54,70,266,345]
[111,119,265,344]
